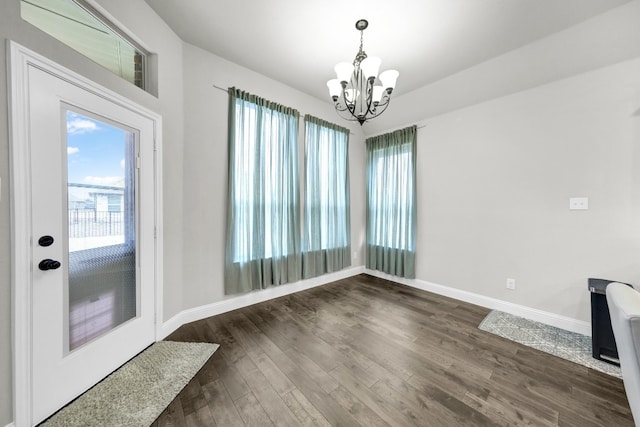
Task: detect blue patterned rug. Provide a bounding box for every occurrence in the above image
[479,310,621,378]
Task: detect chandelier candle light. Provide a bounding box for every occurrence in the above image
[327,19,399,125]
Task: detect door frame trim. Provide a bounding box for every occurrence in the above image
[7,40,164,426]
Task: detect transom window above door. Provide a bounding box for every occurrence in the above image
[21,0,150,90]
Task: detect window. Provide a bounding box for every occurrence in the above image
[366,125,417,278]
[64,109,138,349]
[225,88,301,293]
[21,0,148,89]
[302,115,351,277]
[107,194,122,212]
[66,110,135,251]
[370,144,414,250]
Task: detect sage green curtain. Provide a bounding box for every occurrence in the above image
[366,125,417,278]
[302,115,351,278]
[225,88,302,294]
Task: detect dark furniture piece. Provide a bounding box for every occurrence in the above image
[588,278,632,365]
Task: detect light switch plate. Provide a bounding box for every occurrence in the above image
[569,197,588,210]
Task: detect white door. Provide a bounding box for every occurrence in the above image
[14,51,158,424]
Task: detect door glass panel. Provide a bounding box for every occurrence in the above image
[66,110,137,351]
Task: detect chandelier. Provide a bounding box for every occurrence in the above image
[327,19,399,125]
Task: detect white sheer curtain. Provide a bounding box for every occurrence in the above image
[224,88,302,294]
[366,125,417,278]
[302,115,351,278]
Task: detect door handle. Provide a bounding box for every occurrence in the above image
[39,259,61,271]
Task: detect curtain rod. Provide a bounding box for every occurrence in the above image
[211,84,428,133]
[212,84,356,134]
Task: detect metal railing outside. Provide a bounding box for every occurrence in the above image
[68,209,124,238]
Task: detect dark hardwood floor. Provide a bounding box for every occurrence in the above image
[153,274,633,426]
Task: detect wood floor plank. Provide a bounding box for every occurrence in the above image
[248,305,343,373]
[409,363,561,426]
[491,363,632,426]
[278,361,362,426]
[278,306,377,371]
[232,354,301,427]
[233,392,274,427]
[328,362,422,427]
[249,350,296,396]
[283,347,340,394]
[368,379,447,427]
[184,403,216,427]
[461,390,555,427]
[153,274,633,426]
[342,329,415,380]
[282,389,332,427]
[201,379,245,427]
[207,351,250,401]
[329,385,391,427]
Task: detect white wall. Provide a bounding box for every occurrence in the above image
[180,43,366,308]
[0,1,184,424]
[415,58,640,323]
[365,1,640,325]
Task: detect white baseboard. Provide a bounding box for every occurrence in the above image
[159,265,591,341]
[4,422,15,427]
[160,266,365,339]
[364,269,592,336]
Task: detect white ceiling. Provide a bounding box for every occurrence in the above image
[144,0,630,102]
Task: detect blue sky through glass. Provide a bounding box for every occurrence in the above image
[66,111,127,187]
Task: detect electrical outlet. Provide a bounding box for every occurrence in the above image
[506,278,516,290]
[569,197,588,210]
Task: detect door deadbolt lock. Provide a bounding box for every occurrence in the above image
[38,235,55,247]
[39,259,61,271]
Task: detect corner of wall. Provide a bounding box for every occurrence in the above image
[160,266,365,339]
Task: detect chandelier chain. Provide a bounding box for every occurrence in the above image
[354,28,367,65]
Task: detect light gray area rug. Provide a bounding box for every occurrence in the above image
[479,310,621,378]
[42,341,219,427]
